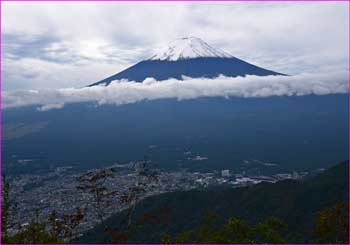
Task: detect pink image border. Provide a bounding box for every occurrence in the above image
[0,0,348,244]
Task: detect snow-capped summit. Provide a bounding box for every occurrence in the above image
[149,37,233,61]
[89,37,285,86]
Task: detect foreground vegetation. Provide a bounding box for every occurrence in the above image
[2,161,349,244]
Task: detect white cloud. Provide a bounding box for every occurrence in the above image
[2,2,348,90]
[2,56,126,90]
[37,103,64,112]
[3,71,347,111]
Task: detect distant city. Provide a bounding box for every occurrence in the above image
[7,159,322,237]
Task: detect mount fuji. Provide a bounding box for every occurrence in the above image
[2,38,347,178]
[90,37,284,86]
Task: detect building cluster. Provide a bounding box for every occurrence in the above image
[7,162,308,236]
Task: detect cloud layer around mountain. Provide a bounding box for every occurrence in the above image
[3,71,347,111]
[3,2,348,90]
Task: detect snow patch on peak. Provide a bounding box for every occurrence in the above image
[149,37,233,61]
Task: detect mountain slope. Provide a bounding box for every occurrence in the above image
[89,37,284,86]
[76,161,349,243]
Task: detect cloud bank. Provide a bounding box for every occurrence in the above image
[3,71,348,111]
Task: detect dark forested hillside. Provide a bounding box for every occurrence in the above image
[77,161,349,243]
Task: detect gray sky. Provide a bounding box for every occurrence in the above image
[2,2,349,91]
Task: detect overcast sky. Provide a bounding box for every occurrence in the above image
[2,2,349,91]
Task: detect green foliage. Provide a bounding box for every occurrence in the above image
[3,208,84,244]
[2,176,10,238]
[2,209,84,244]
[254,217,287,243]
[162,211,287,244]
[2,176,84,244]
[313,200,349,244]
[3,219,63,244]
[3,208,61,244]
